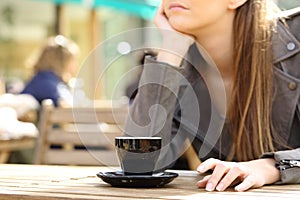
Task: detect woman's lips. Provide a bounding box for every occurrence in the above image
[168,2,188,11]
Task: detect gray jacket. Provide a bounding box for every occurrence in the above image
[125,8,300,184]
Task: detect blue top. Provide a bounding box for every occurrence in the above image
[21,71,72,106]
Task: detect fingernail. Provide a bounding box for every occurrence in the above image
[206,182,214,191]
[216,183,224,191]
[197,179,204,182]
[235,186,242,192]
[197,165,204,172]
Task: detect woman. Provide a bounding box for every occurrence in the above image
[21,35,80,106]
[125,0,300,192]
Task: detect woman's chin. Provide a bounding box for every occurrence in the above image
[169,20,193,35]
[172,25,193,36]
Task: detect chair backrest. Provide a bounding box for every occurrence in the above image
[34,99,128,166]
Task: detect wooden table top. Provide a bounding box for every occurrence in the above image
[0,164,299,200]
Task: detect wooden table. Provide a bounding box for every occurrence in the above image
[0,164,299,200]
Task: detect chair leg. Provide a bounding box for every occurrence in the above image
[0,151,10,163]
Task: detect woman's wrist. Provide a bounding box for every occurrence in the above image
[262,158,281,184]
[156,51,184,67]
[247,158,281,185]
[155,28,194,67]
[157,39,194,67]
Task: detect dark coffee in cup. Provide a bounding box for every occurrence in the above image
[115,136,162,175]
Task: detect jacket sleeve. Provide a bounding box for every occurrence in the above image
[124,56,188,171]
[260,148,300,184]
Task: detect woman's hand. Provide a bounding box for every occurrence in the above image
[196,158,280,192]
[154,4,194,66]
[154,3,174,32]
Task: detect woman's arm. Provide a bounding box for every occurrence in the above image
[196,148,300,192]
[124,56,185,171]
[124,3,195,171]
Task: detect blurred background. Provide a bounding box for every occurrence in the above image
[0,0,299,100]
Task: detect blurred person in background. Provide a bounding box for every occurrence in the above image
[21,35,80,107]
[4,35,79,163]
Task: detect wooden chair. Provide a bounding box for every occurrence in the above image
[34,99,128,166]
[0,137,36,163]
[182,139,201,170]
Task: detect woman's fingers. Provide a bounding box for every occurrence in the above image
[196,159,275,192]
[154,3,163,20]
[216,166,246,191]
[197,174,211,188]
[235,174,256,192]
[154,4,170,30]
[197,158,222,173]
[197,159,230,191]
[197,159,251,191]
[205,163,229,191]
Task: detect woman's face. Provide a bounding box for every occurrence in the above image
[162,0,233,35]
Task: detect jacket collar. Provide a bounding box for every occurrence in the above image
[272,20,300,64]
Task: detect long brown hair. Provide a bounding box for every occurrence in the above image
[227,0,279,161]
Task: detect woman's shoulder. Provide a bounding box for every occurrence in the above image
[284,7,300,44]
[31,71,60,83]
[273,7,300,51]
